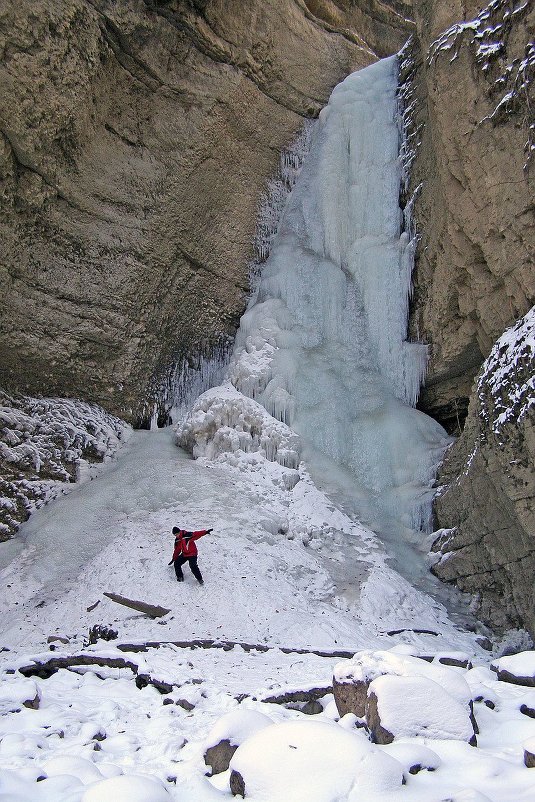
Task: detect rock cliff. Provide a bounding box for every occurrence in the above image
[405,0,534,635]
[0,0,411,425]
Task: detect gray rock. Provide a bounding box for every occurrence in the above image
[332,678,368,718]
[365,691,394,745]
[204,739,237,776]
[230,769,246,797]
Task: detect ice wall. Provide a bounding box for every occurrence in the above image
[228,56,451,536]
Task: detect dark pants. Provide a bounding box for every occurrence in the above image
[174,556,203,584]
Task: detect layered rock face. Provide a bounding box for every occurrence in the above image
[408,0,534,432]
[406,0,534,635]
[0,0,411,425]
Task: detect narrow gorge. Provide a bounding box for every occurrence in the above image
[0,1,533,646]
[0,3,534,801]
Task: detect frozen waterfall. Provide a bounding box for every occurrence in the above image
[228,56,451,539]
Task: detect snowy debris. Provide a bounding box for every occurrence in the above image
[0,393,130,539]
[427,0,534,169]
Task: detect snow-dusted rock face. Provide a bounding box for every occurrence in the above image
[406,0,534,432]
[0,393,130,540]
[402,0,534,637]
[431,309,535,636]
[0,0,411,425]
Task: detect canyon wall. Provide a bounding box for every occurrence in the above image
[406,0,534,635]
[0,0,411,425]
[1,0,533,637]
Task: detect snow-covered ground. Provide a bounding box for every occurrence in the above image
[1,425,534,801]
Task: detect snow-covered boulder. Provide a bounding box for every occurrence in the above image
[42,755,105,785]
[379,741,441,776]
[176,384,301,469]
[333,649,476,744]
[491,651,535,687]
[0,678,40,713]
[524,736,535,768]
[204,708,273,775]
[228,719,404,801]
[367,674,476,745]
[333,649,472,715]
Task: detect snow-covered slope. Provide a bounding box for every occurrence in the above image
[0,425,534,802]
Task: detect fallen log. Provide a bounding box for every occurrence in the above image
[116,639,355,659]
[18,654,173,694]
[104,592,171,618]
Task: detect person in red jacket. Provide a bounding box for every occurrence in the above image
[169,525,212,585]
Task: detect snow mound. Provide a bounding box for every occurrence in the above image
[229,719,404,802]
[42,755,105,785]
[81,774,171,801]
[0,677,39,714]
[204,708,273,750]
[176,383,301,469]
[379,741,441,774]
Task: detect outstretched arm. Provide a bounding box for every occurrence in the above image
[191,528,213,541]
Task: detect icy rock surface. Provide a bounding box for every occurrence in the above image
[0,393,130,539]
[223,56,451,537]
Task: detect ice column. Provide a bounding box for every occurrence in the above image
[228,56,451,535]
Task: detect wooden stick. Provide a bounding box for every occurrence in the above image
[104,592,170,618]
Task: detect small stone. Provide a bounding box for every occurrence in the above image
[230,769,245,797]
[301,700,323,715]
[175,698,195,711]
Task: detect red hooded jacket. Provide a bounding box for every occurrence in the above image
[172,530,209,561]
